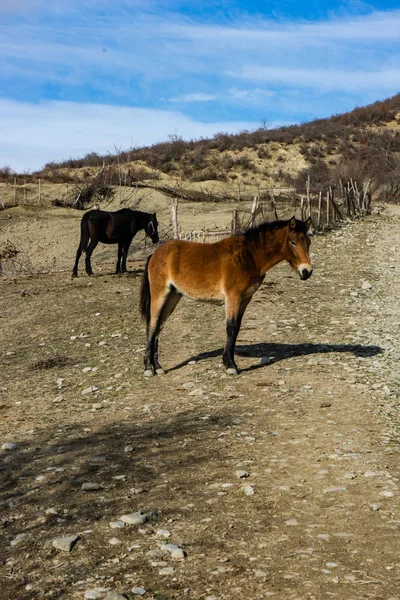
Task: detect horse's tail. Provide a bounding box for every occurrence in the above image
[79,215,90,251]
[140,255,152,325]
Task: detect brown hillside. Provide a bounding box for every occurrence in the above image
[1,93,400,202]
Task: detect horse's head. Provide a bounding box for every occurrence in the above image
[146,213,159,244]
[284,216,313,280]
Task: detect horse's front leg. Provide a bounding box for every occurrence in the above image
[223,295,251,375]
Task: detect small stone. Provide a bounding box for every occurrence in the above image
[370,504,381,511]
[320,402,332,408]
[131,589,146,596]
[109,537,122,545]
[243,484,255,496]
[235,470,249,479]
[82,385,99,395]
[130,487,145,495]
[362,281,372,290]
[52,535,80,552]
[104,592,128,600]
[82,367,92,373]
[82,482,103,491]
[171,548,187,560]
[10,533,28,546]
[188,388,205,396]
[124,446,134,453]
[343,473,356,480]
[379,490,394,498]
[110,521,125,529]
[323,487,347,494]
[2,442,18,451]
[120,513,147,525]
[159,543,180,553]
[159,567,174,575]
[156,529,171,538]
[182,382,195,389]
[45,507,58,515]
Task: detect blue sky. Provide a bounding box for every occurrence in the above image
[1,0,400,172]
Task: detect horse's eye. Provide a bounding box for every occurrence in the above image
[291,240,297,246]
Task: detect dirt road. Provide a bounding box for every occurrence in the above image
[0,207,399,599]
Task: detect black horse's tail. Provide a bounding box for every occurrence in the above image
[140,255,152,325]
[79,215,90,252]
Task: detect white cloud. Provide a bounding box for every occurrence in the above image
[169,93,217,103]
[0,99,257,172]
[227,66,400,93]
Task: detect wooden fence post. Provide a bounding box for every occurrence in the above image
[171,198,179,239]
[270,191,278,220]
[250,194,260,227]
[317,191,322,228]
[231,208,239,235]
[326,191,330,226]
[38,179,41,204]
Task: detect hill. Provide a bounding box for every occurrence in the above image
[2,92,397,202]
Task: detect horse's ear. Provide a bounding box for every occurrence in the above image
[305,216,314,234]
[289,216,296,230]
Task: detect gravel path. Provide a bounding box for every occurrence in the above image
[0,207,399,600]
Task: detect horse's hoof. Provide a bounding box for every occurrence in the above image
[144,369,154,377]
[155,368,165,375]
[226,367,239,376]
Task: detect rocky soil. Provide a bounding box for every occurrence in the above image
[0,206,399,600]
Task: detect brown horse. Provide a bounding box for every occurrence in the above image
[140,217,313,376]
[72,209,159,277]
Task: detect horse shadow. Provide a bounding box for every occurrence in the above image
[170,341,384,373]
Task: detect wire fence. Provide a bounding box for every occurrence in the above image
[0,177,372,277]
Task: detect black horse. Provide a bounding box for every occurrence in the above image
[72,209,159,277]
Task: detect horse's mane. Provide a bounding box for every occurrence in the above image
[243,218,308,246]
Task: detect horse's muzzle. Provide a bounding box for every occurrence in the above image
[152,235,160,244]
[299,267,313,280]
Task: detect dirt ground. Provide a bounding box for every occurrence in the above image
[0,205,399,600]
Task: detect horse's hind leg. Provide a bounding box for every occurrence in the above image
[72,245,82,278]
[144,287,182,376]
[121,241,131,273]
[85,239,98,276]
[116,242,123,274]
[223,295,251,375]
